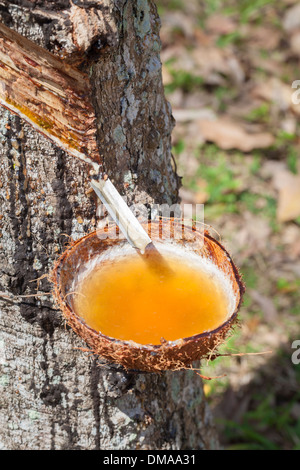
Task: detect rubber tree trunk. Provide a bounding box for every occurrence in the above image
[0,1,219,450]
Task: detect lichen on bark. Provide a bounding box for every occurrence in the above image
[0,0,219,450]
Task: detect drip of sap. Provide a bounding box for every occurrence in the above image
[73,253,231,345]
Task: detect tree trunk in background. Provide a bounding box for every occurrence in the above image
[0,1,219,450]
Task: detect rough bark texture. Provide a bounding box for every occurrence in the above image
[0,0,219,450]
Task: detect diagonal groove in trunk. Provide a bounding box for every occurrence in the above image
[0,21,101,167]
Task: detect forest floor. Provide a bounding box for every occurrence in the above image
[158,0,300,450]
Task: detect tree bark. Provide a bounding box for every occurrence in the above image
[0,1,219,450]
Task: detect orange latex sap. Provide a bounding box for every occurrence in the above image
[73,254,230,345]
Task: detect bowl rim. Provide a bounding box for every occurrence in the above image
[52,222,245,351]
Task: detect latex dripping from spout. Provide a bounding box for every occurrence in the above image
[90,174,173,276]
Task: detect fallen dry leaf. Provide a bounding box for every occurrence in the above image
[205,14,237,36]
[172,108,216,122]
[161,43,245,86]
[198,118,274,151]
[191,46,245,85]
[262,160,300,222]
[162,63,173,86]
[245,25,281,50]
[273,170,300,222]
[252,77,300,116]
[280,116,297,134]
[160,11,199,43]
[290,30,300,56]
[282,3,300,31]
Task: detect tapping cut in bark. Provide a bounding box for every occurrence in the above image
[0,22,101,168]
